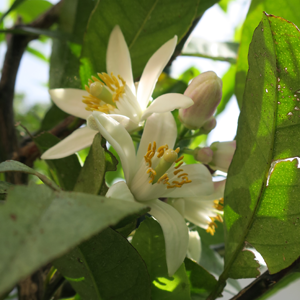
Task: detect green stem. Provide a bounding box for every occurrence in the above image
[179,130,204,141]
[131,135,141,142]
[181,148,195,156]
[178,126,189,140]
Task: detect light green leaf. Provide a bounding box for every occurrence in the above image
[54,228,151,300]
[26,46,48,62]
[0,185,148,295]
[184,258,217,298]
[235,0,300,107]
[80,0,200,83]
[0,160,59,191]
[182,37,239,64]
[0,0,27,23]
[132,217,191,300]
[224,13,300,281]
[34,132,81,191]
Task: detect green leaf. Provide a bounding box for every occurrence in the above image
[54,228,151,300]
[26,46,48,62]
[0,0,27,23]
[73,133,105,194]
[196,0,219,18]
[132,217,191,299]
[182,37,239,64]
[34,132,81,191]
[0,160,59,191]
[218,0,232,13]
[235,0,300,108]
[216,65,236,116]
[224,13,300,281]
[0,181,12,194]
[184,258,217,298]
[0,185,148,295]
[80,0,200,84]
[178,67,200,85]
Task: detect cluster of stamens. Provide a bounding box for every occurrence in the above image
[82,72,126,113]
[144,142,192,189]
[206,198,224,235]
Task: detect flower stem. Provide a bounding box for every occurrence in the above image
[181,148,195,156]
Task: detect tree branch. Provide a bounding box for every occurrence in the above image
[229,257,300,300]
[0,0,63,180]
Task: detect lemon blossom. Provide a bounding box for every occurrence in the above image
[170,179,225,235]
[87,111,214,276]
[41,25,193,160]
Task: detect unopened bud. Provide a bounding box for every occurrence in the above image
[179,71,222,129]
[201,117,217,134]
[209,141,236,173]
[194,147,214,164]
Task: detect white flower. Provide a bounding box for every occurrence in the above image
[170,179,225,235]
[87,111,214,276]
[187,231,202,263]
[41,26,193,160]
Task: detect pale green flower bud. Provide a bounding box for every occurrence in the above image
[209,141,236,173]
[179,71,222,129]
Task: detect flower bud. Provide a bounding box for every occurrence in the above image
[193,147,214,164]
[179,71,222,129]
[209,141,236,173]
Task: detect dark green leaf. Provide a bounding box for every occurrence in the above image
[184,258,217,297]
[196,0,219,18]
[224,14,300,279]
[0,181,12,194]
[0,185,148,295]
[73,134,105,194]
[80,0,200,84]
[34,132,81,191]
[54,228,151,300]
[132,217,191,299]
[235,0,300,108]
[182,37,239,64]
[0,160,59,191]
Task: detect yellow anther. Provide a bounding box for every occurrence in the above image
[175,161,183,169]
[175,147,180,153]
[157,145,168,152]
[147,143,152,152]
[147,168,157,176]
[214,199,224,211]
[175,155,183,163]
[174,169,183,175]
[153,141,157,153]
[178,173,188,178]
[118,75,126,85]
[157,174,169,184]
[85,85,90,93]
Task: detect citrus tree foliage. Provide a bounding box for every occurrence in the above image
[1,0,300,300]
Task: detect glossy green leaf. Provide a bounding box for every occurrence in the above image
[0,184,148,295]
[182,37,239,64]
[132,217,191,300]
[224,13,300,280]
[54,228,151,300]
[0,160,59,191]
[235,0,300,108]
[184,258,217,298]
[80,0,200,83]
[34,132,81,191]
[73,134,105,194]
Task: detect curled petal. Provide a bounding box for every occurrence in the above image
[49,89,91,119]
[87,112,136,184]
[106,25,135,94]
[146,199,189,276]
[106,181,135,202]
[166,164,214,198]
[137,36,177,111]
[41,126,97,159]
[141,93,193,121]
[108,114,140,133]
[136,112,177,165]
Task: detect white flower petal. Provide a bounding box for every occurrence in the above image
[136,112,177,164]
[41,126,97,159]
[49,89,91,119]
[146,199,189,276]
[106,25,135,94]
[141,93,194,121]
[137,36,178,111]
[109,114,139,133]
[166,164,213,198]
[187,231,201,263]
[106,181,135,202]
[87,112,136,184]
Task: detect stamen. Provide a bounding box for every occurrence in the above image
[174,169,183,175]
[206,215,223,236]
[175,147,180,153]
[175,155,183,163]
[178,173,188,178]
[174,162,183,169]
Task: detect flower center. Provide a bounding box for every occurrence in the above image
[82,72,126,113]
[206,198,224,235]
[144,142,192,188]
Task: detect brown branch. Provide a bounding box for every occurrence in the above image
[0,0,63,180]
[229,257,300,300]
